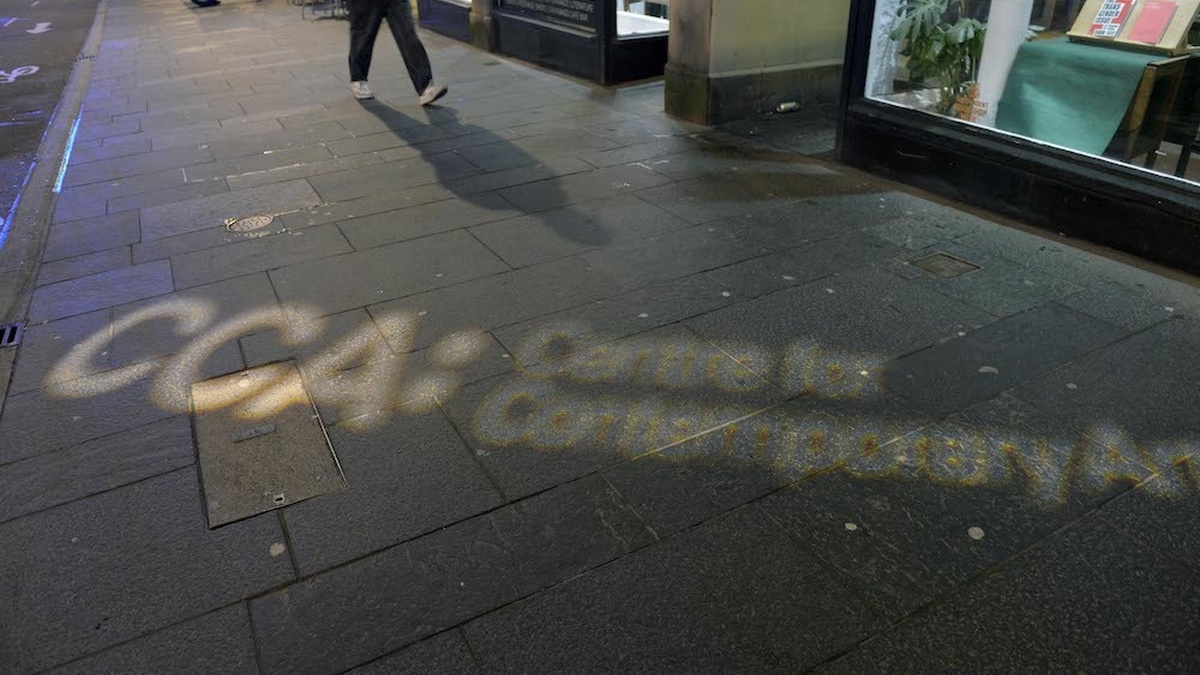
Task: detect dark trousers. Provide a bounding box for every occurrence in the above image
[347,0,433,93]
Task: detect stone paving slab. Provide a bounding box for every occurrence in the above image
[281,409,504,574]
[0,470,292,674]
[271,229,510,317]
[47,604,258,675]
[3,0,1200,672]
[491,273,740,368]
[339,193,520,250]
[27,260,173,323]
[140,178,321,241]
[441,325,790,500]
[818,519,1200,673]
[366,256,619,353]
[251,475,653,675]
[581,201,838,292]
[469,194,691,268]
[8,308,113,395]
[0,415,192,523]
[64,144,215,188]
[885,303,1129,417]
[36,246,133,287]
[686,267,996,368]
[761,439,1136,622]
[1013,318,1200,440]
[887,241,1087,318]
[170,222,352,289]
[0,349,242,465]
[346,630,480,675]
[462,507,884,673]
[603,392,932,540]
[707,230,902,298]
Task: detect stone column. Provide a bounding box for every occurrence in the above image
[470,0,497,52]
[665,0,851,125]
[663,0,715,125]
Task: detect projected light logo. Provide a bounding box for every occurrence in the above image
[41,302,1198,504]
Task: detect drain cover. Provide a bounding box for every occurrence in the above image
[225,214,275,232]
[910,253,980,278]
[192,361,344,527]
[0,323,23,348]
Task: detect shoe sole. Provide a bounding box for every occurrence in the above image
[420,87,447,106]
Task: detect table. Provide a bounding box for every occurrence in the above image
[995,38,1186,159]
[1114,53,1190,165]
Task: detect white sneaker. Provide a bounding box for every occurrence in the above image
[350,81,374,100]
[418,83,447,106]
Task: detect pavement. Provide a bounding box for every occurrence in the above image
[2,0,1200,673]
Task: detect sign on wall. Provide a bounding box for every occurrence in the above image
[499,0,597,30]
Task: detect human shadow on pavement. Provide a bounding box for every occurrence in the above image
[358,100,612,250]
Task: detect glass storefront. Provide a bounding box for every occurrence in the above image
[418,0,669,83]
[863,0,1200,184]
[839,0,1200,274]
[617,0,669,37]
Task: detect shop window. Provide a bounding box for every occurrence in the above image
[618,0,669,37]
[866,0,1200,185]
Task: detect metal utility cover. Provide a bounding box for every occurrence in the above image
[0,322,23,348]
[193,361,344,528]
[910,252,981,278]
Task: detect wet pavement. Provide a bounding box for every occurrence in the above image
[2,0,1200,673]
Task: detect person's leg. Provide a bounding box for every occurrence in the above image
[381,0,434,94]
[347,0,385,83]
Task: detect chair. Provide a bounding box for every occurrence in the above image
[300,0,346,20]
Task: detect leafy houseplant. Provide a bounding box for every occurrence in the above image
[889,0,987,116]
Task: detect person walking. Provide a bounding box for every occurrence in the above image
[346,0,447,105]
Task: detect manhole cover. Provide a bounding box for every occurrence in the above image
[192,361,344,528]
[910,253,980,278]
[225,215,275,232]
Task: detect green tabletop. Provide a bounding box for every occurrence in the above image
[996,37,1159,155]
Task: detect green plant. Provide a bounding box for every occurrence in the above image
[889,0,986,115]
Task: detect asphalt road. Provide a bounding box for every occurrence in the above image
[0,0,98,229]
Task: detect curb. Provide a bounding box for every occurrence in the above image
[0,0,107,414]
[0,0,108,328]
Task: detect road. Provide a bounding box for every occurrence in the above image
[0,0,99,230]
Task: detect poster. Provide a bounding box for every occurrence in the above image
[1128,0,1178,43]
[501,0,596,29]
[1089,0,1137,37]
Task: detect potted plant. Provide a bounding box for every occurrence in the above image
[889,0,987,116]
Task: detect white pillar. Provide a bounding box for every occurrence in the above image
[974,0,1035,126]
[866,0,902,98]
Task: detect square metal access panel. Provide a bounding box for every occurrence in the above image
[910,252,981,278]
[193,361,344,528]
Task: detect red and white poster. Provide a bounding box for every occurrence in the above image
[1090,0,1137,37]
[1129,0,1178,43]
